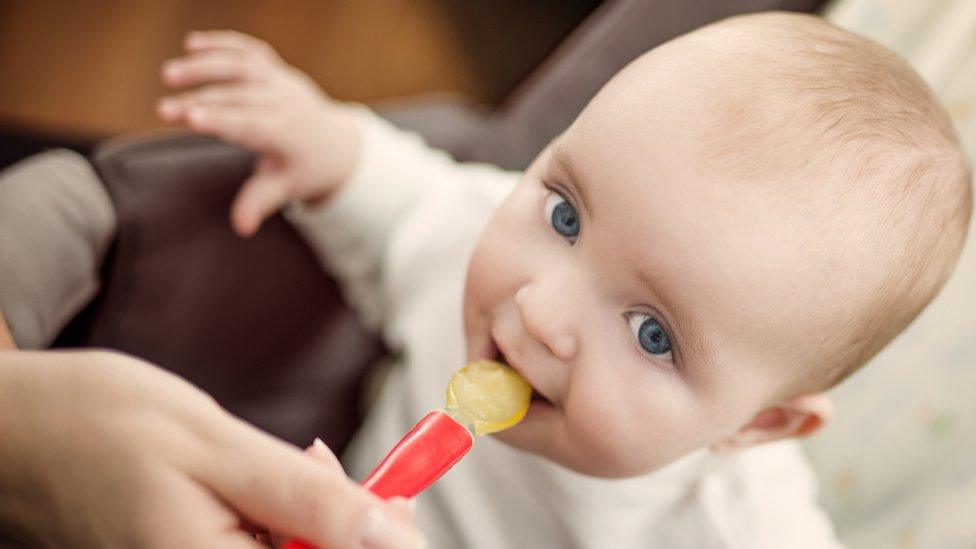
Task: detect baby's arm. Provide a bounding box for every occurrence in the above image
[282,108,512,334]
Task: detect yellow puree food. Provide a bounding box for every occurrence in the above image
[445,360,532,436]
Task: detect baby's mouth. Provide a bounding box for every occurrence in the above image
[490,337,554,406]
[530,388,549,404]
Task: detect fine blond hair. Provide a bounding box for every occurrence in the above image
[686,12,971,391]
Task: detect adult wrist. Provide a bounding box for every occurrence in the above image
[0,310,16,350]
[0,355,46,545]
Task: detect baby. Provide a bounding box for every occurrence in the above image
[160,12,971,548]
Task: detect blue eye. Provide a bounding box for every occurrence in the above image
[628,313,672,358]
[544,192,580,243]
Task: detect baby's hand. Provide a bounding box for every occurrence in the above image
[158,30,361,236]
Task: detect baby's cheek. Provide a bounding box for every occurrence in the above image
[569,387,703,473]
[564,395,651,470]
[468,215,544,302]
[466,230,512,300]
[465,247,511,305]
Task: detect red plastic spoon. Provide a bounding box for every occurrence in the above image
[282,411,472,549]
[282,360,531,549]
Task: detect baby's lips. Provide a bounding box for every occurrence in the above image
[486,341,548,403]
[478,332,499,361]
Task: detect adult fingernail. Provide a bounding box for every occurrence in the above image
[306,437,331,459]
[390,496,416,513]
[359,505,426,549]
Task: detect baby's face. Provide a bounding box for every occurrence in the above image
[463,51,847,477]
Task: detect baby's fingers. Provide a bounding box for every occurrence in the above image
[163,50,268,88]
[177,104,280,150]
[158,84,273,122]
[185,30,279,61]
[231,164,294,237]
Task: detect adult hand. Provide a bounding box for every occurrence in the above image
[0,309,16,350]
[267,441,417,549]
[0,350,425,548]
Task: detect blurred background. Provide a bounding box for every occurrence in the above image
[0,0,600,166]
[1,1,974,548]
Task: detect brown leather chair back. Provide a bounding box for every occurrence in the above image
[460,0,827,169]
[55,135,384,449]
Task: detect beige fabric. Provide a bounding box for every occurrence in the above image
[0,150,116,348]
[801,2,976,548]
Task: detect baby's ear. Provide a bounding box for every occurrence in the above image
[710,393,833,453]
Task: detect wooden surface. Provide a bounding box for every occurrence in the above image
[0,1,490,138]
[0,1,599,140]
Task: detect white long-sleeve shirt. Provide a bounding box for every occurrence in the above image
[286,107,843,549]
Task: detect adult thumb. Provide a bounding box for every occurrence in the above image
[204,424,426,549]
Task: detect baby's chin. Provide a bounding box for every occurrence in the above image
[491,415,674,479]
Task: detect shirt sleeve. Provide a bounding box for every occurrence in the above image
[285,105,514,335]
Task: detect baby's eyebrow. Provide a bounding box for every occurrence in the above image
[551,145,594,221]
[636,269,715,372]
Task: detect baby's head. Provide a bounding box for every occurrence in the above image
[462,12,972,478]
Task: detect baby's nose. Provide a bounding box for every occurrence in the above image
[514,286,578,361]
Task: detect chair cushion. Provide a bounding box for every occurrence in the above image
[55,134,385,449]
[0,149,115,349]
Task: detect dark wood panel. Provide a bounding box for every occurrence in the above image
[0,1,597,138]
